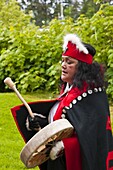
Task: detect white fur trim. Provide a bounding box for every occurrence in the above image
[63,34,88,54]
[26,117,31,131]
[33,113,46,118]
[50,141,64,160]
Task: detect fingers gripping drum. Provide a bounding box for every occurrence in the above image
[49,141,64,160]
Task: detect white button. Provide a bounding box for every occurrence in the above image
[69,103,72,108]
[77,96,82,101]
[82,92,87,97]
[65,106,70,109]
[62,109,66,113]
[61,114,65,119]
[98,87,102,91]
[94,88,98,92]
[88,90,93,94]
[72,99,77,104]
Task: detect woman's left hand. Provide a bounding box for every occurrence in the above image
[49,141,64,160]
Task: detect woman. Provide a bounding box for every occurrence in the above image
[11,34,113,170]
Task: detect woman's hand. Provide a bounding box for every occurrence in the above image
[26,113,48,131]
[49,141,64,160]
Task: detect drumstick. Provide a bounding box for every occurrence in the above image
[4,77,34,118]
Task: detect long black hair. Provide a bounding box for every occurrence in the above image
[73,61,105,89]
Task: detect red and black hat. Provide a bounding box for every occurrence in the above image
[62,34,96,64]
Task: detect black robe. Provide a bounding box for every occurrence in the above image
[63,90,113,170]
[11,88,113,170]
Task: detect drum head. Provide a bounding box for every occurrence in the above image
[20,119,74,168]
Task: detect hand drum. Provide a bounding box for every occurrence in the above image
[20,119,74,168]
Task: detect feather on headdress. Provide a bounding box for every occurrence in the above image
[63,34,88,54]
[62,34,93,64]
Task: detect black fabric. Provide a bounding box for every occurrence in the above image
[47,155,66,170]
[39,155,66,170]
[11,100,57,142]
[65,91,113,170]
[16,106,36,142]
[27,114,48,131]
[11,91,113,170]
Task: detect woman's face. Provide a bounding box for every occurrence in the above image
[61,56,78,84]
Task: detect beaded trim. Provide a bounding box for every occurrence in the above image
[61,87,103,119]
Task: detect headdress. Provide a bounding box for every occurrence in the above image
[62,34,96,64]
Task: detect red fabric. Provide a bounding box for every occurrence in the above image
[53,85,88,170]
[63,134,82,170]
[54,83,88,120]
[106,116,112,131]
[106,151,113,170]
[62,41,93,64]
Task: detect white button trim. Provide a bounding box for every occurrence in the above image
[72,99,77,104]
[61,87,103,118]
[82,92,87,97]
[66,87,103,109]
[77,96,82,101]
[88,90,93,94]
[94,88,98,92]
[99,87,102,91]
[61,114,66,119]
[69,103,72,108]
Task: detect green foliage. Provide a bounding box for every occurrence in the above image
[94,0,112,4]
[1,1,113,100]
[73,4,113,100]
[0,3,76,94]
[106,49,113,99]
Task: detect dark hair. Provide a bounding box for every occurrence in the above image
[82,42,96,57]
[73,61,105,89]
[60,61,106,90]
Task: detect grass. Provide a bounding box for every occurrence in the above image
[0,91,55,170]
[0,92,113,170]
[110,106,113,129]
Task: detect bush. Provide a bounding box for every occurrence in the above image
[0,1,113,101]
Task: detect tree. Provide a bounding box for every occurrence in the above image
[18,0,101,26]
[18,0,111,28]
[18,0,83,26]
[21,0,55,26]
[94,0,113,4]
[80,0,100,18]
[18,0,60,26]
[64,0,81,19]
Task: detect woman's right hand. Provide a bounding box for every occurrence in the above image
[26,113,48,131]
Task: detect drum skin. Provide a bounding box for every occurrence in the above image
[20,119,74,168]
